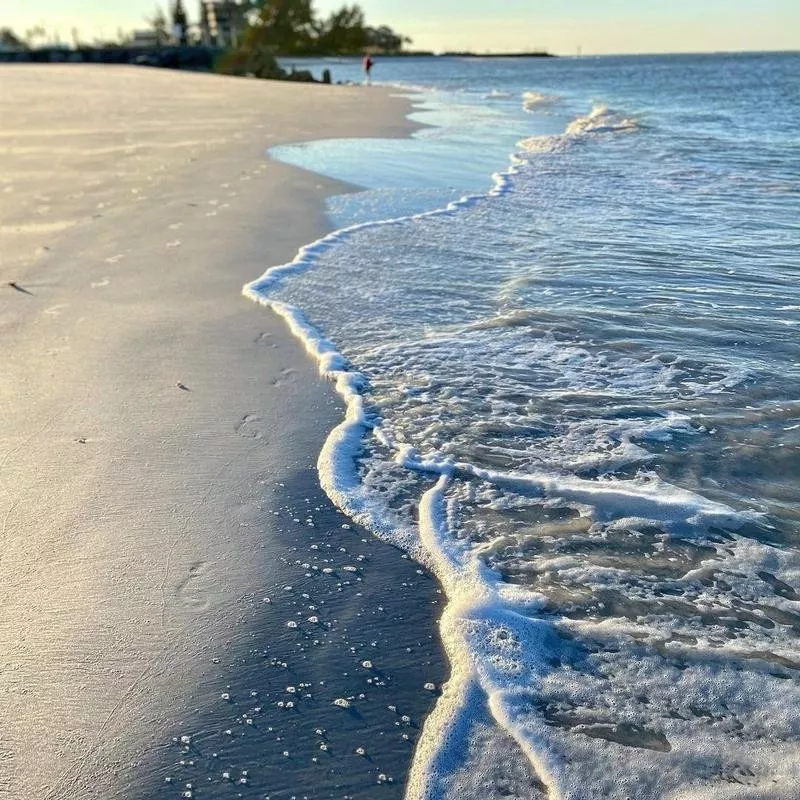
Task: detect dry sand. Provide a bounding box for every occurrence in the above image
[0,65,445,799]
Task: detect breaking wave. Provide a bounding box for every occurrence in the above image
[519,103,642,153]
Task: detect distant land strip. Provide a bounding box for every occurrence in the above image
[439,51,556,58]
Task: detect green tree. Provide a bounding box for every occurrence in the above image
[218,0,411,76]
[365,24,411,53]
[316,5,367,54]
[246,0,315,54]
[24,25,46,48]
[0,27,27,49]
[146,6,171,45]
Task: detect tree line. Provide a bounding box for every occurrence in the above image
[0,1,412,81]
[214,0,412,79]
[1,1,409,55]
[234,0,411,56]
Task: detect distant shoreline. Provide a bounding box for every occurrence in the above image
[0,46,556,68]
[285,50,556,58]
[439,51,555,58]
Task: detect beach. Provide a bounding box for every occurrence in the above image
[0,65,445,799]
[3,53,799,800]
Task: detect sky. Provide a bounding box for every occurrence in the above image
[3,0,799,55]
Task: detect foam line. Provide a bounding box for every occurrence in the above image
[244,167,517,300]
[406,676,485,800]
[410,475,560,797]
[409,456,756,532]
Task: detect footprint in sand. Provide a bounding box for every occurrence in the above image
[45,304,68,316]
[173,560,211,612]
[166,240,181,248]
[235,414,266,440]
[168,222,183,230]
[254,332,278,349]
[90,277,110,289]
[105,254,124,264]
[271,367,297,387]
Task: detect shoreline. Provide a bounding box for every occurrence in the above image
[0,65,446,799]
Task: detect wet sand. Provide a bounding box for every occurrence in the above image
[0,65,446,799]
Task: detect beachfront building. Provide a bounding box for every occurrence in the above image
[131,30,162,48]
[199,0,252,47]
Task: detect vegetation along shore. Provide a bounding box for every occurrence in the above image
[0,1,551,81]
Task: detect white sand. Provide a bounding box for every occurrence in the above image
[0,65,430,798]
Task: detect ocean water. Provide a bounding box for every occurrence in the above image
[252,54,800,799]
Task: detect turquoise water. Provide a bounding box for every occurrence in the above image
[256,54,800,799]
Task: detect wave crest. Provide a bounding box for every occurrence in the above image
[519,102,642,154]
[522,91,561,111]
[566,103,642,135]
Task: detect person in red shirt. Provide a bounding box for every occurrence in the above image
[363,55,374,85]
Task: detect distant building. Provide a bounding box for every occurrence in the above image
[199,1,250,48]
[131,30,161,48]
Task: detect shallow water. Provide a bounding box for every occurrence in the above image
[255,53,800,799]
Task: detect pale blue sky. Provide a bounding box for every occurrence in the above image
[4,0,799,54]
